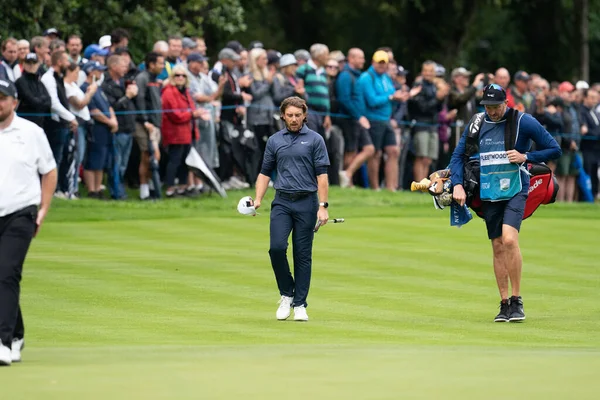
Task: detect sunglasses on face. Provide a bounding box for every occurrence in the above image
[326,65,338,69]
[174,74,186,78]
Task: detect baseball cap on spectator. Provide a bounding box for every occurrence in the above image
[451,67,471,78]
[575,80,589,90]
[372,50,389,63]
[514,70,530,81]
[226,40,244,54]
[480,83,507,105]
[24,53,39,64]
[82,61,108,74]
[294,49,310,62]
[435,64,446,77]
[0,79,18,98]
[187,53,207,63]
[279,54,297,68]
[43,28,59,37]
[558,81,575,93]
[99,35,111,49]
[267,50,281,66]
[84,45,109,60]
[218,48,241,61]
[397,65,409,76]
[182,37,197,50]
[249,41,264,50]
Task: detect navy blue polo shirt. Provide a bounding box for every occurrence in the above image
[82,82,112,145]
[261,124,330,192]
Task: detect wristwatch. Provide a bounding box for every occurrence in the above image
[319,202,329,208]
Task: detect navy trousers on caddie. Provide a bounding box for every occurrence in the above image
[269,191,318,308]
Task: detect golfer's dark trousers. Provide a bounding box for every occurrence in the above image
[0,206,37,348]
[269,191,318,308]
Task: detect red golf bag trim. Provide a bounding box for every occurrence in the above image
[469,163,559,220]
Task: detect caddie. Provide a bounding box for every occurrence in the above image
[448,83,561,323]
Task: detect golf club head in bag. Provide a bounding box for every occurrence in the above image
[185,146,228,198]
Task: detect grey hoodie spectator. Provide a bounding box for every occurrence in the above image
[247,48,276,142]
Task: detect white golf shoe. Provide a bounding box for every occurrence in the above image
[276,296,293,320]
[11,338,24,363]
[0,345,11,366]
[293,306,309,321]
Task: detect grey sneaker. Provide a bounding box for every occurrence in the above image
[494,300,510,322]
[508,296,526,322]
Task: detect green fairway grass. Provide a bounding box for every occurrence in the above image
[1,189,599,399]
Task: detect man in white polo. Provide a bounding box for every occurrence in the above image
[0,78,57,366]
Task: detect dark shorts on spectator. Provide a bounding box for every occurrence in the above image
[339,119,374,152]
[368,120,396,151]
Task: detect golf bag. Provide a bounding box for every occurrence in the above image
[467,161,559,220]
[218,120,261,185]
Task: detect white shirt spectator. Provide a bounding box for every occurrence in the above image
[0,116,57,216]
[64,82,91,121]
[41,67,76,123]
[13,64,22,81]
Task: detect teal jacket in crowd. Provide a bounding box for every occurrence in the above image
[358,66,396,121]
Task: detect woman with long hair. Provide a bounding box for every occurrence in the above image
[161,65,204,197]
[248,48,276,154]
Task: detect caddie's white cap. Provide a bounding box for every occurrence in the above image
[237,196,256,216]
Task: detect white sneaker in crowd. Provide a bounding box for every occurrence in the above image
[293,306,309,321]
[0,345,11,366]
[229,176,250,189]
[339,170,351,188]
[11,338,24,363]
[276,295,293,320]
[53,191,68,199]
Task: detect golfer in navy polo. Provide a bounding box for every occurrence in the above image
[252,96,330,322]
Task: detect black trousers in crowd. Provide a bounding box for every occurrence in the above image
[0,206,37,348]
[269,191,318,308]
[306,113,342,186]
[165,144,191,187]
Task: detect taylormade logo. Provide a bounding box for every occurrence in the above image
[470,114,483,134]
[529,179,543,194]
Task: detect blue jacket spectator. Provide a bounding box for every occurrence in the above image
[358,65,395,121]
[336,64,365,120]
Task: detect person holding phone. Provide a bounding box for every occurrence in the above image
[0,78,58,366]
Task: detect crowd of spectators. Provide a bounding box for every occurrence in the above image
[2,27,598,202]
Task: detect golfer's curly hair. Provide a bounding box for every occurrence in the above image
[280,96,308,119]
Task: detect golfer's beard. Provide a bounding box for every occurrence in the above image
[285,121,301,132]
